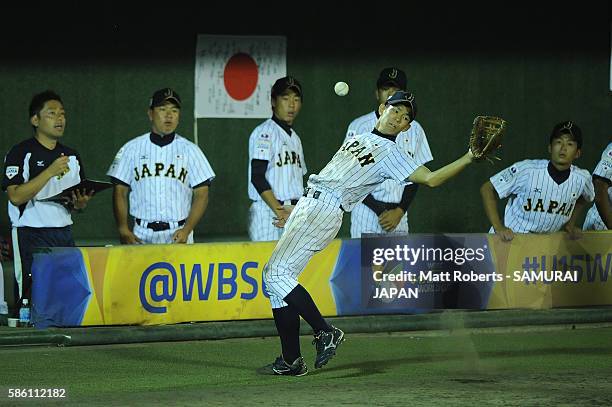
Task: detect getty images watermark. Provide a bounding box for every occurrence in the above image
[361,235,578,302]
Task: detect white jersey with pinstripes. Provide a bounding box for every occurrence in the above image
[345,112,433,200]
[345,112,433,236]
[247,118,306,202]
[583,142,612,230]
[490,159,594,233]
[107,133,215,222]
[309,132,422,211]
[262,131,421,309]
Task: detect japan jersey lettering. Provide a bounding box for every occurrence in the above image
[308,132,421,211]
[107,133,215,222]
[491,159,594,233]
[248,119,306,201]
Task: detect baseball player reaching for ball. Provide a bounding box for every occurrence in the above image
[583,141,612,230]
[248,76,307,241]
[345,67,433,237]
[107,88,215,244]
[480,121,594,241]
[260,91,476,376]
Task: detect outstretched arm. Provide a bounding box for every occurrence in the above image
[408,151,474,187]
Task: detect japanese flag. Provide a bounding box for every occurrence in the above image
[195,35,286,118]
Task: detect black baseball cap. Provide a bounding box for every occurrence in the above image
[385,90,417,121]
[550,120,583,148]
[150,88,182,109]
[376,67,407,90]
[271,76,303,99]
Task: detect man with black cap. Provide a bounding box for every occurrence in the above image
[345,67,433,238]
[107,88,215,244]
[260,91,476,376]
[247,76,307,241]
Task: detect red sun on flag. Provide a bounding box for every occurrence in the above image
[223,53,259,101]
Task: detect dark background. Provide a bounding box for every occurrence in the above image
[1,3,610,243]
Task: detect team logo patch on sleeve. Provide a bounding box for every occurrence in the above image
[500,166,517,183]
[255,134,271,151]
[5,166,19,179]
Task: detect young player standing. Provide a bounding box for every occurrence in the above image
[247,76,307,241]
[345,67,433,236]
[480,121,594,241]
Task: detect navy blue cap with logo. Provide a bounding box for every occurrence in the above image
[550,120,583,149]
[376,67,407,90]
[385,90,417,121]
[271,76,303,99]
[150,88,182,109]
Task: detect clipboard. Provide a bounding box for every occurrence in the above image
[39,179,113,205]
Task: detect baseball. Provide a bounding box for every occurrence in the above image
[334,81,349,96]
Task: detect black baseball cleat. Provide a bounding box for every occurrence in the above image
[257,356,308,376]
[313,325,345,369]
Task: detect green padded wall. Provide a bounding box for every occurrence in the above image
[0,9,610,242]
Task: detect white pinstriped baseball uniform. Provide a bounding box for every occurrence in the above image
[489,159,594,233]
[345,112,433,237]
[583,142,612,230]
[107,133,215,244]
[248,118,306,241]
[263,131,420,308]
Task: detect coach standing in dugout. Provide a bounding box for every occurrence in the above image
[107,88,215,244]
[247,76,307,241]
[2,90,93,311]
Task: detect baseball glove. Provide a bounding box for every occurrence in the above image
[469,115,507,163]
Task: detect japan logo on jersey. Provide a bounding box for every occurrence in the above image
[5,166,18,179]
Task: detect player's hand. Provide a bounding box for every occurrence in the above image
[495,226,514,242]
[172,228,190,244]
[46,155,70,178]
[272,205,293,228]
[118,227,142,245]
[71,188,95,210]
[378,207,404,232]
[563,224,583,240]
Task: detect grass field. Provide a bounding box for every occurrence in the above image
[1,324,612,406]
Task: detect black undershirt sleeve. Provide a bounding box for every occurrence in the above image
[251,159,271,194]
[109,176,129,187]
[398,184,419,213]
[362,194,388,216]
[593,174,611,187]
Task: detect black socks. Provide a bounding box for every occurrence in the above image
[272,306,301,364]
[283,284,331,334]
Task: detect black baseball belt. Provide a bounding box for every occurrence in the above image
[135,218,186,232]
[302,187,346,212]
[277,198,300,205]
